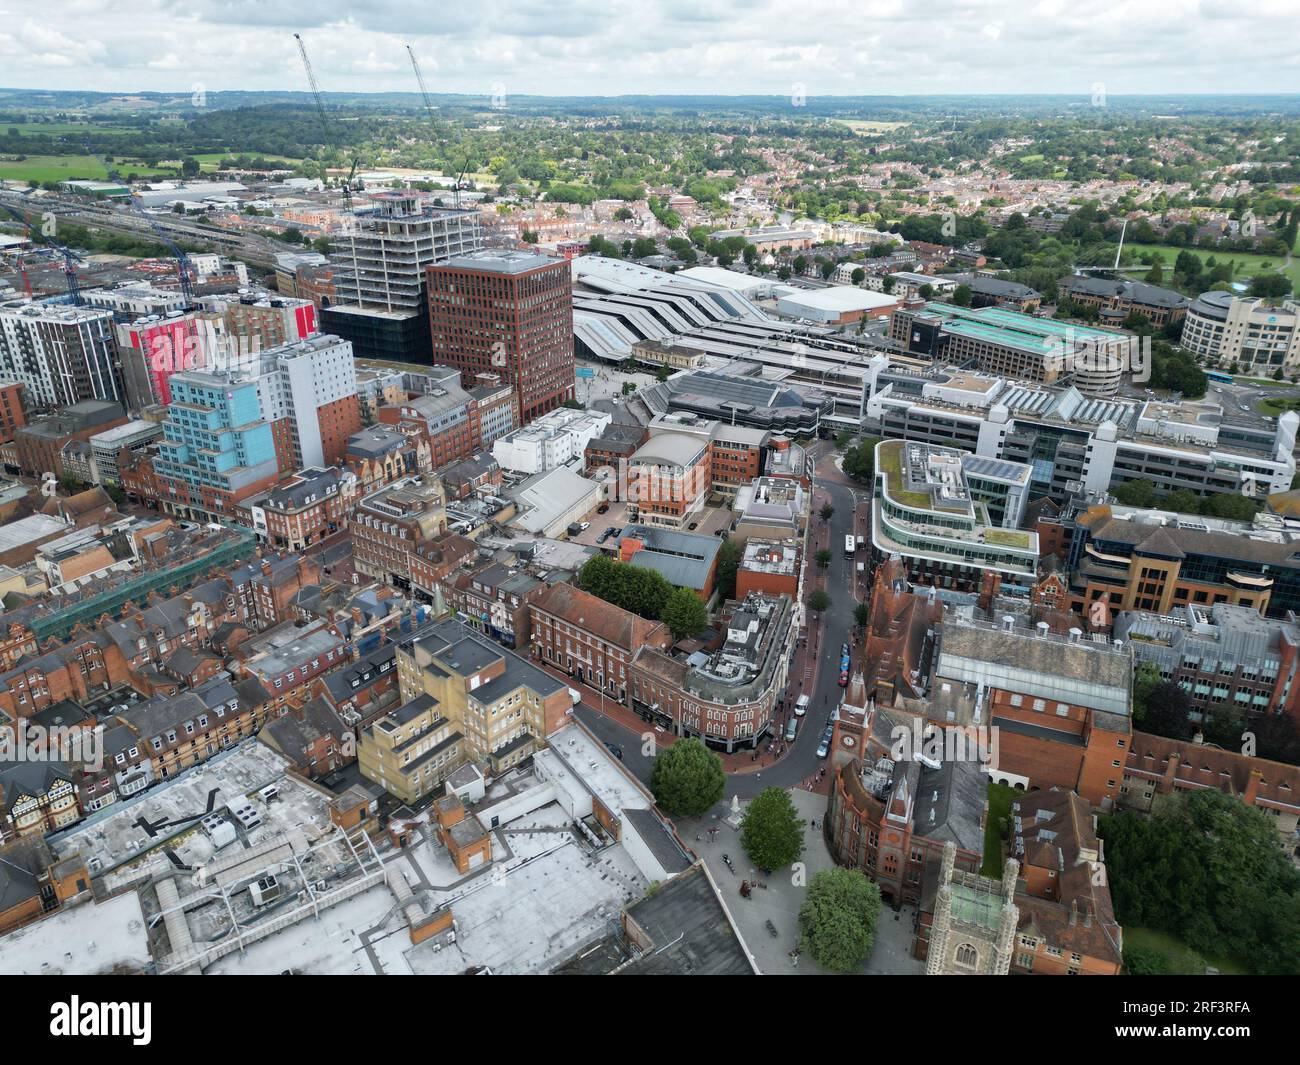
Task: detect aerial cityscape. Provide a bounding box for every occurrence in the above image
[0,2,1296,1012]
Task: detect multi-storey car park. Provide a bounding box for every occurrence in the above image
[889,302,1137,398]
[862,358,1298,503]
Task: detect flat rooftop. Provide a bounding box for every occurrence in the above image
[0,891,151,975]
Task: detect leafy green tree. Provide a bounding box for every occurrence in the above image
[799,867,882,972]
[740,788,804,871]
[1111,479,1157,507]
[1249,272,1293,299]
[660,586,708,640]
[815,548,831,569]
[951,283,972,307]
[650,737,725,817]
[820,503,834,522]
[854,602,871,628]
[808,589,831,613]
[578,555,672,619]
[715,538,741,600]
[1101,790,1300,975]
[1123,946,1172,975]
[842,438,879,483]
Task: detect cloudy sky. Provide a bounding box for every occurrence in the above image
[0,0,1296,97]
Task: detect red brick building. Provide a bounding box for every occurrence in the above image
[529,582,671,703]
[426,250,574,424]
[0,381,27,443]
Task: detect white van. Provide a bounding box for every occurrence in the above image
[794,695,811,717]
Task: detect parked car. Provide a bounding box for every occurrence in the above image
[794,694,810,717]
[604,742,624,761]
[816,724,834,759]
[687,521,698,530]
[597,503,610,514]
[596,527,616,544]
[579,521,591,531]
[784,717,799,742]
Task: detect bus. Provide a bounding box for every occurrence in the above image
[1205,370,1233,384]
[844,534,856,558]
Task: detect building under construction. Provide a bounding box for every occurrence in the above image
[321,193,484,363]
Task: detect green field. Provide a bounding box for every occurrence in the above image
[1132,242,1299,289]
[191,151,302,172]
[1123,927,1249,975]
[831,119,908,135]
[0,154,171,183]
[7,121,135,137]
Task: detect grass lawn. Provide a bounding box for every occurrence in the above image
[1123,926,1250,975]
[1132,242,1300,289]
[1259,395,1300,416]
[831,119,908,135]
[982,781,1018,877]
[1234,375,1293,387]
[11,122,135,137]
[191,151,302,172]
[0,154,171,183]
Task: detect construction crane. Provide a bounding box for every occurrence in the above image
[406,44,437,121]
[295,32,360,211]
[405,46,472,210]
[103,167,197,304]
[105,168,194,302]
[125,197,196,304]
[0,201,84,304]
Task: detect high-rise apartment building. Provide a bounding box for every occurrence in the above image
[427,250,575,423]
[247,335,361,470]
[0,300,124,408]
[149,371,280,521]
[321,193,484,362]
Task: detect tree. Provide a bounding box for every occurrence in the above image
[799,867,882,972]
[1111,479,1157,508]
[660,586,708,640]
[1133,677,1193,740]
[820,503,834,522]
[1249,272,1293,299]
[842,438,879,483]
[808,589,831,613]
[650,737,725,817]
[1123,946,1172,975]
[815,548,831,569]
[740,788,804,871]
[578,555,672,619]
[715,537,741,600]
[854,602,871,628]
[850,267,865,285]
[952,283,973,307]
[1100,790,1300,975]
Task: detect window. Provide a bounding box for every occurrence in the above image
[955,943,979,968]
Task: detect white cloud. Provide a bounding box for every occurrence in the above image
[0,0,1294,94]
